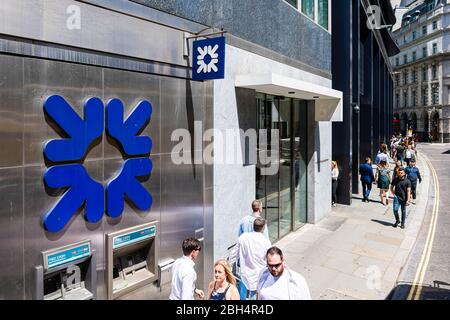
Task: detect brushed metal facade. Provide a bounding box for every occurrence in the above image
[0,0,187,67]
[0,54,213,299]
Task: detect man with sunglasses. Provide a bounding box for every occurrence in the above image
[257,247,311,300]
[170,237,204,300]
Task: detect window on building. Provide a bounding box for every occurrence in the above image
[403,91,408,108]
[423,47,427,58]
[423,25,428,35]
[396,74,400,87]
[318,0,329,30]
[433,43,438,54]
[301,0,315,20]
[422,65,428,81]
[285,0,298,8]
[433,21,438,30]
[404,55,408,64]
[422,87,429,106]
[396,57,400,66]
[432,64,437,79]
[412,51,417,61]
[412,31,417,40]
[412,69,417,83]
[432,86,439,104]
[404,35,407,44]
[396,93,400,109]
[412,89,417,107]
[403,70,408,85]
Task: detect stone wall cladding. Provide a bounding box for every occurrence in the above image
[131,0,331,73]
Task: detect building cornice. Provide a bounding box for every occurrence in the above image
[393,52,448,70]
[395,29,444,51]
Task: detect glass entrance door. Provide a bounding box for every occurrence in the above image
[256,94,308,242]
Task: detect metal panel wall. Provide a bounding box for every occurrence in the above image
[0,168,24,299]
[0,54,212,300]
[0,56,23,168]
[0,0,186,67]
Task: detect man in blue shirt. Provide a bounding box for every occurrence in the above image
[405,159,422,205]
[238,200,269,239]
[359,157,375,203]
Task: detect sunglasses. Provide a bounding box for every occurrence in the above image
[267,262,283,269]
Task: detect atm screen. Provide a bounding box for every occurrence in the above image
[113,264,120,279]
[43,272,62,296]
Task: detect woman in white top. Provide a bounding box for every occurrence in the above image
[331,161,339,207]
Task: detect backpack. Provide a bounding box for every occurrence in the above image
[379,168,390,185]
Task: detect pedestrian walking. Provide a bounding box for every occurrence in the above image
[375,144,390,165]
[395,160,405,172]
[376,160,391,206]
[237,218,272,300]
[238,200,269,239]
[359,157,375,203]
[396,142,405,165]
[390,168,412,229]
[207,260,240,300]
[170,237,204,300]
[257,247,311,300]
[405,145,416,167]
[331,161,339,207]
[406,159,422,205]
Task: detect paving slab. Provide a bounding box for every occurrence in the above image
[275,154,432,300]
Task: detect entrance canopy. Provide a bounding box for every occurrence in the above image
[235,73,343,122]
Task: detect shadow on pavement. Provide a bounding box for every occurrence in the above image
[371,219,394,227]
[442,150,450,154]
[352,195,382,204]
[387,281,450,300]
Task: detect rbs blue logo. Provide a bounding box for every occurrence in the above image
[43,95,153,233]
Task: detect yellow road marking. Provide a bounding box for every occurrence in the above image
[406,153,440,300]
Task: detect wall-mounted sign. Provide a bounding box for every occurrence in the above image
[43,241,91,270]
[43,95,153,233]
[113,226,157,249]
[192,36,226,81]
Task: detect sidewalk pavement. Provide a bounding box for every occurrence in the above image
[276,155,431,300]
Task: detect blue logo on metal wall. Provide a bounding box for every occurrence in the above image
[43,95,153,233]
[192,36,226,81]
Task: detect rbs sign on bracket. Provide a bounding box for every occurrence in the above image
[43,95,153,233]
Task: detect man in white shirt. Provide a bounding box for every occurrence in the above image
[257,247,311,300]
[238,200,269,239]
[237,218,271,300]
[169,237,204,300]
[375,144,390,166]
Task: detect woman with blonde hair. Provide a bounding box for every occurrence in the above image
[331,161,339,207]
[207,260,240,300]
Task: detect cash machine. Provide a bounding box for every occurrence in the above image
[33,240,96,300]
[105,221,159,299]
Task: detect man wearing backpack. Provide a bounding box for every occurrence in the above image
[406,159,422,205]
